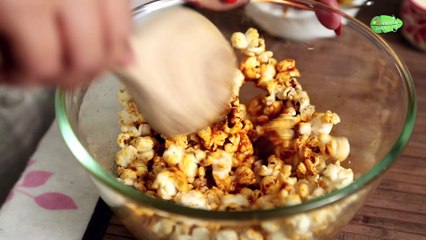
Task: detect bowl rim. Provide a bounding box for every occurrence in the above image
[55,0,417,220]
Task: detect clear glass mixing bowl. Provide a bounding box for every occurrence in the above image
[55,0,416,239]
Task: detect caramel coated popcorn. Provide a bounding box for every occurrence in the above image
[114,28,353,211]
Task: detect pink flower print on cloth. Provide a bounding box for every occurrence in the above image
[4,160,78,210]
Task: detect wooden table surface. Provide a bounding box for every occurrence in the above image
[89,1,426,239]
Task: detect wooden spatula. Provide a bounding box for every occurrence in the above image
[114,6,236,137]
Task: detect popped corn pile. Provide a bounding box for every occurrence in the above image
[114,28,353,211]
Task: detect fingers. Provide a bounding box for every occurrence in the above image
[188,0,249,11]
[57,0,105,87]
[315,0,343,34]
[0,4,61,84]
[100,0,133,67]
[0,0,133,88]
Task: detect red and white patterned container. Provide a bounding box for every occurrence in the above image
[401,0,426,51]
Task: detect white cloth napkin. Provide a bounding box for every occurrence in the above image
[0,122,99,240]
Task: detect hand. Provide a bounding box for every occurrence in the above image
[0,0,132,88]
[187,0,249,11]
[315,0,343,35]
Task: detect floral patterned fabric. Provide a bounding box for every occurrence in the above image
[0,123,99,240]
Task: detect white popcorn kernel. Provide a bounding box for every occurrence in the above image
[212,151,233,180]
[175,190,209,209]
[120,125,140,136]
[172,235,192,240]
[115,145,137,167]
[179,154,198,182]
[322,110,341,125]
[319,135,350,162]
[310,114,333,135]
[298,122,312,136]
[131,136,155,152]
[215,230,239,240]
[138,123,152,136]
[151,219,174,238]
[310,187,325,199]
[152,171,178,200]
[240,228,264,240]
[259,64,276,84]
[233,70,246,96]
[118,88,132,103]
[259,165,273,176]
[219,194,249,210]
[285,194,302,206]
[192,227,210,240]
[261,221,280,233]
[120,169,137,185]
[327,136,350,162]
[241,56,261,79]
[117,133,132,148]
[276,87,296,101]
[321,163,354,190]
[173,224,191,236]
[255,195,274,209]
[133,160,148,176]
[138,150,155,162]
[194,149,207,162]
[290,214,312,237]
[163,144,184,166]
[258,51,273,63]
[267,230,289,240]
[247,38,265,56]
[231,32,249,49]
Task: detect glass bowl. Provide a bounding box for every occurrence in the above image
[55,0,416,239]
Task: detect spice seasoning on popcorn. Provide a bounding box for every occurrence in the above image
[114,28,353,211]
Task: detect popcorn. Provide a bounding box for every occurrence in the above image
[152,219,174,238]
[138,150,155,163]
[276,59,296,72]
[215,230,239,240]
[114,27,355,240]
[117,133,132,148]
[240,229,264,240]
[261,221,280,233]
[163,144,184,166]
[231,32,249,50]
[235,165,256,186]
[192,227,211,240]
[321,163,354,191]
[115,145,137,167]
[258,51,273,63]
[120,125,140,136]
[131,136,155,152]
[152,169,188,200]
[138,123,152,136]
[240,56,261,79]
[175,190,209,209]
[212,150,233,180]
[219,194,249,210]
[212,151,234,191]
[118,168,137,185]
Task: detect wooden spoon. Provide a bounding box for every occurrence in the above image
[114,6,236,137]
